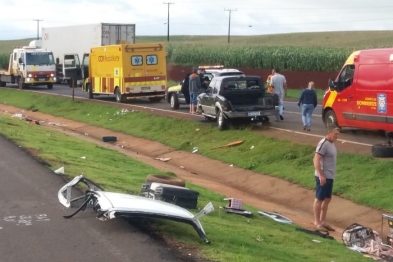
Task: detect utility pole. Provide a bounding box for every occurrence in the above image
[163,2,175,42]
[224,9,236,44]
[33,19,43,40]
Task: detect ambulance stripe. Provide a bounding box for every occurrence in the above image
[124,75,166,82]
[102,77,107,92]
[324,90,338,108]
[109,78,114,93]
[94,77,100,92]
[91,77,95,92]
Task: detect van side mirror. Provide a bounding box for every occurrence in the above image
[56,58,59,64]
[18,58,23,64]
[328,79,336,91]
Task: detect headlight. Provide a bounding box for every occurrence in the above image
[28,74,32,77]
[26,78,31,82]
[51,73,54,77]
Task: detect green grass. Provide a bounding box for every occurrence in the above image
[1,89,393,213]
[0,115,368,262]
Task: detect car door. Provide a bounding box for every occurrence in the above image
[200,79,216,115]
[207,79,221,115]
[333,64,357,127]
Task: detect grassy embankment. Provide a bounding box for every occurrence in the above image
[1,89,392,213]
[0,110,368,262]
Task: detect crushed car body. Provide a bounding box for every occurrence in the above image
[58,175,214,243]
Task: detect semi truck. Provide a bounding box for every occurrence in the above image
[82,42,167,103]
[41,23,136,86]
[0,40,56,89]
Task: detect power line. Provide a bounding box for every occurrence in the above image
[163,2,175,41]
[224,9,236,43]
[33,19,43,40]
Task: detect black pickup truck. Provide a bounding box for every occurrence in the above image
[197,75,279,130]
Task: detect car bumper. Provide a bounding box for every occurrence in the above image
[224,106,279,119]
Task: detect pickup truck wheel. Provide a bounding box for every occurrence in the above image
[170,93,180,109]
[115,88,125,103]
[47,84,53,89]
[217,109,229,130]
[324,110,339,128]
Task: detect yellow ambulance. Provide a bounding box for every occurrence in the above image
[82,42,167,103]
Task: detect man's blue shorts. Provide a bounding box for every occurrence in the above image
[190,92,198,105]
[315,176,334,200]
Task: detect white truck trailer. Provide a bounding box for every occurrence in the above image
[41,23,135,86]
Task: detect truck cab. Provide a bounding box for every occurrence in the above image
[0,41,56,89]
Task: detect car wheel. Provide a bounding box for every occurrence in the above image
[87,84,93,99]
[47,84,53,89]
[170,93,180,109]
[217,109,228,130]
[324,110,339,128]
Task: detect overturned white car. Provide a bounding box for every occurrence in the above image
[58,175,214,243]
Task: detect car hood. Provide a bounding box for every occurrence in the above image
[95,191,196,219]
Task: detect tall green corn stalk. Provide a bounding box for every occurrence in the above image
[0,53,9,70]
[166,44,352,72]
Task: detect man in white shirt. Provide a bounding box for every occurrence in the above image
[270,68,287,121]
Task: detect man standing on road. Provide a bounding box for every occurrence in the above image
[313,126,340,232]
[270,68,287,121]
[189,68,201,114]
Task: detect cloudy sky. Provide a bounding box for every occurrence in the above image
[0,0,392,40]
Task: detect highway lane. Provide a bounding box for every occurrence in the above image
[1,83,387,147]
[0,134,203,262]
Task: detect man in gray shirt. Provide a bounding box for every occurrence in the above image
[270,68,287,121]
[313,126,340,232]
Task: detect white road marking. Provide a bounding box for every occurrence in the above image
[3,88,371,147]
[269,126,373,147]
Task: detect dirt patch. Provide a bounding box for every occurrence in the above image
[0,104,387,241]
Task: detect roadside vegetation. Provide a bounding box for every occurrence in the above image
[1,31,393,71]
[0,114,367,262]
[1,89,392,214]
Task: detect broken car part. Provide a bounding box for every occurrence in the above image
[58,175,214,243]
[258,211,294,224]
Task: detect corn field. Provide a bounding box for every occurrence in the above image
[166,44,352,72]
[0,44,351,72]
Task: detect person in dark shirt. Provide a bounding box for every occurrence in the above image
[181,73,191,105]
[298,81,318,131]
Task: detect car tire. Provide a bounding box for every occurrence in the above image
[217,109,229,130]
[324,110,339,128]
[47,84,53,89]
[170,93,180,109]
[145,174,185,187]
[371,143,393,158]
[87,84,93,99]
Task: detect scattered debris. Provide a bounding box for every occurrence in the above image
[180,166,185,169]
[12,113,23,118]
[192,147,198,153]
[47,122,66,127]
[115,144,124,148]
[54,167,65,175]
[32,109,39,112]
[211,140,244,150]
[58,175,214,244]
[84,133,89,136]
[312,239,322,243]
[221,198,253,217]
[195,128,200,131]
[102,136,117,142]
[81,156,86,159]
[154,157,171,162]
[229,164,233,167]
[250,146,254,150]
[258,211,294,224]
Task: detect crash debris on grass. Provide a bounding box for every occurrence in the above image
[58,175,214,244]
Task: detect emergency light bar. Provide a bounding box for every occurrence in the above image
[198,65,224,69]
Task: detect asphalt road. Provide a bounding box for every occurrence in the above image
[1,83,387,146]
[0,134,201,262]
